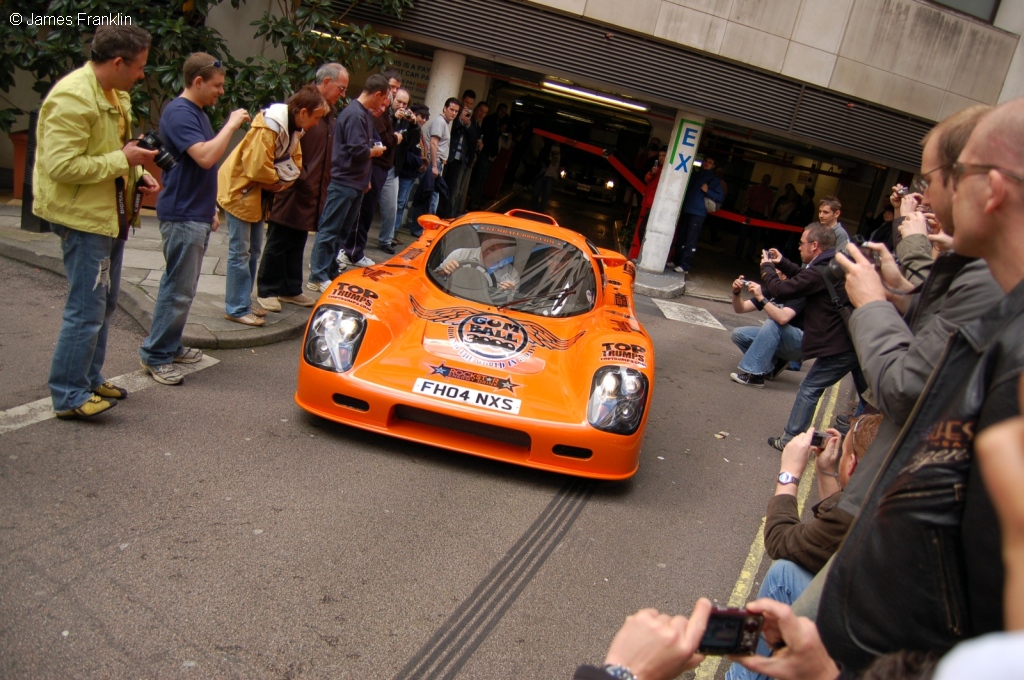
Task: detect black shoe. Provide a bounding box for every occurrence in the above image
[380,243,396,255]
[730,371,765,387]
[835,413,852,434]
[768,436,785,452]
[767,359,789,381]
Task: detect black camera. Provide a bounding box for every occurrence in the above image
[136,131,177,172]
[810,431,829,448]
[824,234,880,285]
[698,608,764,655]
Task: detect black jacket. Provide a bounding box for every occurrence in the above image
[817,278,1023,673]
[760,251,854,359]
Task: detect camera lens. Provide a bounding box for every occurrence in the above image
[138,131,177,172]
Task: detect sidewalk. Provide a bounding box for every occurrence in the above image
[0,198,729,350]
[0,202,322,349]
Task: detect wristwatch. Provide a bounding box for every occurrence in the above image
[778,471,800,485]
[601,665,637,680]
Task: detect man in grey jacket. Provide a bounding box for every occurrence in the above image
[835,104,1003,514]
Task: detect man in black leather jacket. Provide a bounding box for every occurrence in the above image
[760,223,864,451]
[815,98,1024,673]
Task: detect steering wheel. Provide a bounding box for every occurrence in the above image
[446,259,494,303]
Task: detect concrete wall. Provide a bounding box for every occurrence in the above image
[528,0,1021,121]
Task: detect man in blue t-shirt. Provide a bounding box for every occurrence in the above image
[139,53,250,385]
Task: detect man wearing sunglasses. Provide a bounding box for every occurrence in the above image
[139,53,250,386]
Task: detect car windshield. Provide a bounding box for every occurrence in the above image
[427,223,597,317]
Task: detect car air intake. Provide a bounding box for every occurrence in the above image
[394,405,531,449]
[333,394,370,411]
[553,445,592,459]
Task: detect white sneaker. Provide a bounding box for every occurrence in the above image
[673,266,686,274]
[307,280,330,294]
[352,256,375,267]
[257,296,282,312]
[337,251,353,267]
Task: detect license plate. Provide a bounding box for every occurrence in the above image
[413,378,522,414]
[576,184,591,192]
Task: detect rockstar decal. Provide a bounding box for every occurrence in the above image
[410,296,585,369]
[429,362,521,394]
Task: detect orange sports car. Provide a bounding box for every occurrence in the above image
[295,209,654,480]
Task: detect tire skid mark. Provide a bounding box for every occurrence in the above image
[394,478,596,679]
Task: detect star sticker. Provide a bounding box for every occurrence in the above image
[497,377,522,393]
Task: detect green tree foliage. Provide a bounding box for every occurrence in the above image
[0,0,412,132]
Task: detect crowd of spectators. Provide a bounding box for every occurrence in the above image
[577,96,1024,680]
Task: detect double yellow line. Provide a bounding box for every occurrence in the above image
[694,383,842,679]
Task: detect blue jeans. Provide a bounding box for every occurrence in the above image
[309,182,363,285]
[225,213,264,318]
[395,175,419,236]
[673,212,705,271]
[782,350,861,444]
[725,560,814,680]
[429,159,444,215]
[48,224,124,412]
[140,220,211,366]
[731,321,804,376]
[378,167,399,247]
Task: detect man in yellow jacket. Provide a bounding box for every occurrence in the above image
[34,25,160,419]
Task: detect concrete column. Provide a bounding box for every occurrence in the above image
[637,110,707,273]
[425,50,466,121]
[995,2,1024,104]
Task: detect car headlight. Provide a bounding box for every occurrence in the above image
[604,179,615,190]
[303,305,366,373]
[587,366,648,434]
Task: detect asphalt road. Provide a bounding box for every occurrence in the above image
[0,247,853,678]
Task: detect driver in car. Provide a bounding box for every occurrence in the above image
[436,232,521,291]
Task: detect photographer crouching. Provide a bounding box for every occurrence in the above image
[728,273,804,388]
[34,25,161,419]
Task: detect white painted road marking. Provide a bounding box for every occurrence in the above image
[652,299,727,331]
[0,355,220,435]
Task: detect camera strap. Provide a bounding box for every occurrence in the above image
[115,176,144,241]
[816,264,852,324]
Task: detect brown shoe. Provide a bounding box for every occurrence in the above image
[391,236,402,246]
[278,293,316,307]
[250,301,268,317]
[225,313,265,327]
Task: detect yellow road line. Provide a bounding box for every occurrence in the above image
[694,383,841,679]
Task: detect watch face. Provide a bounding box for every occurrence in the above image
[778,472,799,485]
